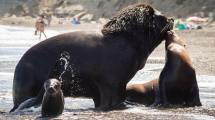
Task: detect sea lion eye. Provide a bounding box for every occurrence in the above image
[55,84,60,89]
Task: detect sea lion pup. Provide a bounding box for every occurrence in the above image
[152,30,201,107]
[126,79,158,106]
[11,52,69,112]
[42,78,64,117]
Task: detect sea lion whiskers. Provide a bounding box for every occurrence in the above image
[160,18,174,33]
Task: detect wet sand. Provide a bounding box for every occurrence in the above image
[1,103,215,120]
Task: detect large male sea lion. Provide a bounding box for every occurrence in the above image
[10,4,173,112]
[153,31,201,107]
[42,78,64,117]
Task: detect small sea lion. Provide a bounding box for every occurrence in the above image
[42,78,64,117]
[126,79,158,106]
[153,30,201,107]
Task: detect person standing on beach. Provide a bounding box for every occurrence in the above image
[35,15,47,39]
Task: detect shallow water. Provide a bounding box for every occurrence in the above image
[0,25,215,119]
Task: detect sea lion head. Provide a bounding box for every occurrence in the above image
[166,30,186,47]
[102,4,174,54]
[44,78,62,95]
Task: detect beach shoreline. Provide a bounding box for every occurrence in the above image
[0,19,215,75]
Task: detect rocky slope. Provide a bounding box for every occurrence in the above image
[0,0,214,20]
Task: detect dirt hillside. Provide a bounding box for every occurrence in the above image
[0,0,214,20]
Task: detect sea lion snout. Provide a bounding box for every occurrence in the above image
[166,30,186,47]
[45,79,61,94]
[160,17,174,34]
[167,17,174,31]
[47,87,55,94]
[167,17,174,23]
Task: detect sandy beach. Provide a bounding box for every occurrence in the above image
[0,0,215,118]
[0,20,215,119]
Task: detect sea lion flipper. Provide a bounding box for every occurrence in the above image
[11,87,45,113]
[12,97,39,113]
